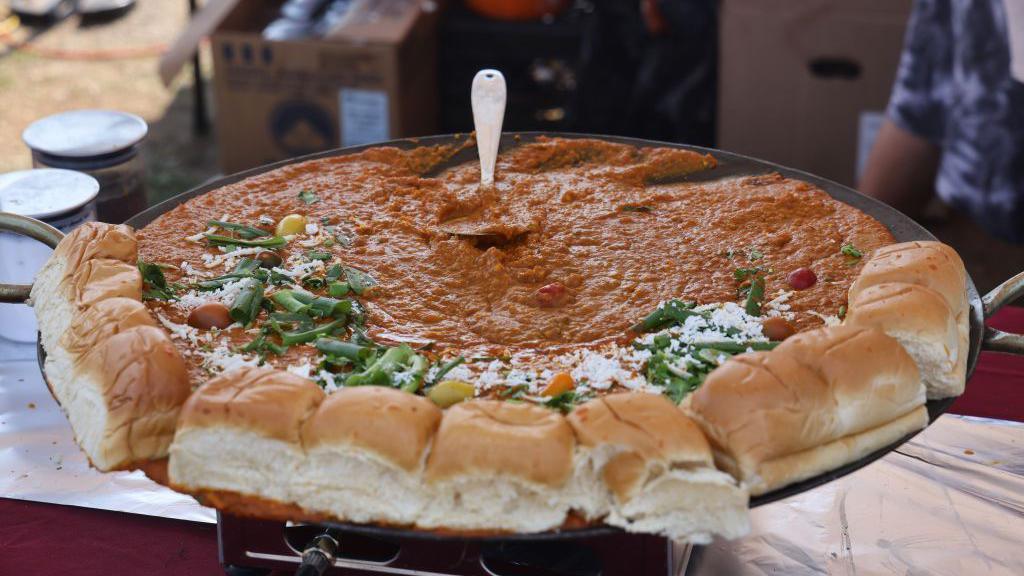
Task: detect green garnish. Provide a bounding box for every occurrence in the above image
[229,278,265,326]
[301,276,326,290]
[345,344,427,393]
[208,220,271,239]
[744,275,766,316]
[838,305,847,319]
[298,189,320,205]
[291,290,352,318]
[543,390,589,414]
[430,356,466,386]
[197,258,261,290]
[305,249,332,261]
[276,318,346,346]
[325,264,344,281]
[733,267,764,282]
[841,243,863,259]
[344,267,376,296]
[205,234,287,248]
[138,261,184,301]
[271,290,310,314]
[630,299,704,333]
[748,247,764,261]
[315,338,374,364]
[500,384,528,399]
[621,205,652,213]
[328,281,350,297]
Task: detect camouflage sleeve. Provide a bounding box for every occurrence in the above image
[886,0,952,144]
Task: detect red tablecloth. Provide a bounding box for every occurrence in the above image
[3,307,1024,575]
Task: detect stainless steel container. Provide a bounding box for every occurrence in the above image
[22,109,148,224]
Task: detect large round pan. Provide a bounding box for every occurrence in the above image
[4,132,1024,542]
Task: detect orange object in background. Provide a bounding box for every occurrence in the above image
[465,0,569,21]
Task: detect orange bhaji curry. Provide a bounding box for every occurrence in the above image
[137,137,893,409]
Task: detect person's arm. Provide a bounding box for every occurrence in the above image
[859,119,941,219]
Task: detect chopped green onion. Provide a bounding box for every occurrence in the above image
[744,276,765,316]
[272,290,310,314]
[328,281,350,297]
[298,189,320,205]
[278,318,345,346]
[138,260,183,300]
[229,278,265,326]
[630,299,703,333]
[206,234,287,248]
[208,220,271,239]
[430,356,466,386]
[315,338,373,364]
[345,344,427,392]
[198,258,261,290]
[325,264,344,281]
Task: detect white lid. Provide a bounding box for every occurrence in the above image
[0,169,100,219]
[22,109,148,158]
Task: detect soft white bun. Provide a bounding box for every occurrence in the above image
[31,222,138,353]
[566,393,749,543]
[418,400,575,532]
[851,241,967,312]
[687,325,927,495]
[62,325,190,470]
[846,282,966,398]
[45,297,156,404]
[169,367,325,504]
[292,387,442,525]
[848,241,969,399]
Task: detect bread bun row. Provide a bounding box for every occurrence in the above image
[845,241,970,399]
[31,222,191,471]
[31,225,969,541]
[168,368,748,542]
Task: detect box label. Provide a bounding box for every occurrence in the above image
[340,88,389,146]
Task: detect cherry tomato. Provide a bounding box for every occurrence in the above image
[762,317,797,341]
[187,302,233,330]
[536,282,566,307]
[787,267,817,290]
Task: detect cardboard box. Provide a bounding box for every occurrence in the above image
[211,0,438,174]
[717,0,912,186]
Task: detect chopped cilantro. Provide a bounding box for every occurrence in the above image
[748,247,764,261]
[298,189,320,205]
[138,261,183,301]
[841,243,863,258]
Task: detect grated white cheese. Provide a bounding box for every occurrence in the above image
[198,341,259,374]
[174,277,251,311]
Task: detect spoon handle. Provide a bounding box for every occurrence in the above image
[471,69,507,187]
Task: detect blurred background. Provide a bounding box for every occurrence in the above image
[0,0,1021,292]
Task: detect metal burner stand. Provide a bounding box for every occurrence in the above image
[218,513,683,576]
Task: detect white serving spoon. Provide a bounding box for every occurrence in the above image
[471,69,507,187]
[440,69,518,241]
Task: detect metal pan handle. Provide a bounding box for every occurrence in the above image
[0,212,65,303]
[982,270,1024,355]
